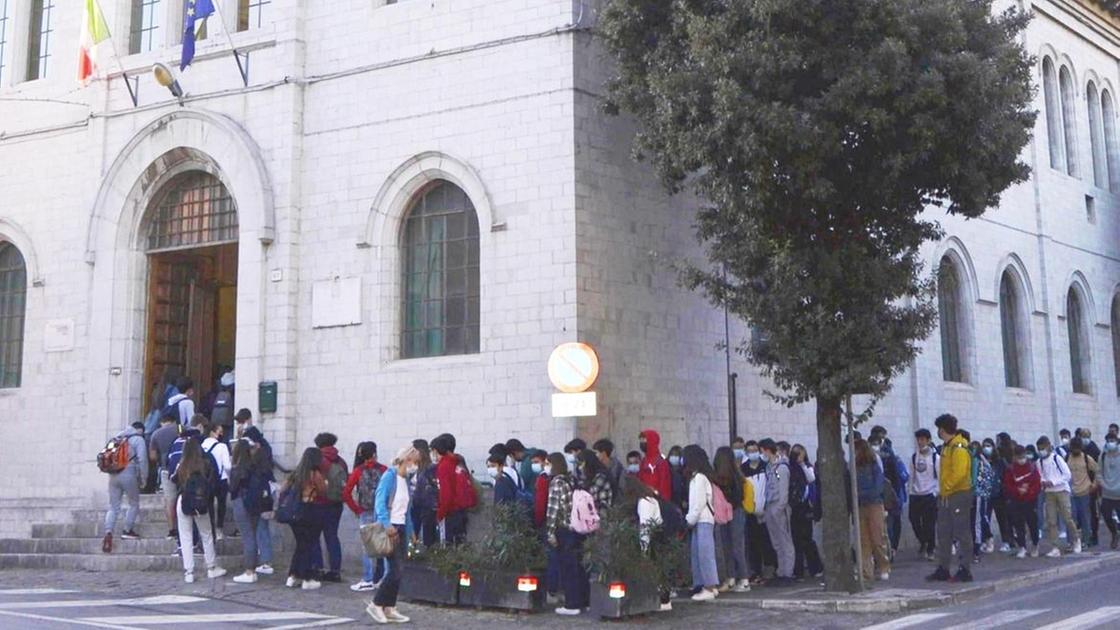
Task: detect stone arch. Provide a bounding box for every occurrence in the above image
[1061,270,1097,323]
[0,218,42,287]
[994,252,1037,313]
[932,236,980,304]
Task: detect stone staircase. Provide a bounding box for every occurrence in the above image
[0,493,245,572]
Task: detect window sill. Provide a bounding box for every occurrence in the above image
[942,380,974,391]
[1005,386,1034,396]
[1071,392,1095,400]
[0,388,21,397]
[385,352,483,372]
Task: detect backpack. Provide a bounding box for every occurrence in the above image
[275,484,305,524]
[243,471,274,515]
[655,497,687,539]
[180,471,211,516]
[211,390,233,427]
[97,437,131,474]
[709,484,733,524]
[975,459,996,499]
[356,465,382,512]
[745,474,767,515]
[787,462,808,508]
[454,466,479,512]
[569,488,601,534]
[882,476,900,513]
[912,452,939,480]
[324,460,349,503]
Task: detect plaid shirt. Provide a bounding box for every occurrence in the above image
[546,475,573,540]
[584,472,613,512]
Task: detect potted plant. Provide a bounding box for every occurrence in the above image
[585,506,685,619]
[455,503,548,612]
[399,543,471,606]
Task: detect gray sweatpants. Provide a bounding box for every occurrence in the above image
[936,491,972,571]
[764,505,794,578]
[105,471,141,535]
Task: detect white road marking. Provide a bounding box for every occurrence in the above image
[83,611,335,625]
[0,588,81,595]
[0,608,138,630]
[1035,607,1120,630]
[860,613,952,630]
[0,594,206,610]
[970,608,1049,628]
[269,619,357,630]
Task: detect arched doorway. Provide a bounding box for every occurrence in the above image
[141,171,239,413]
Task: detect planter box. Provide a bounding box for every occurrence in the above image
[588,576,661,619]
[456,569,546,612]
[399,563,459,605]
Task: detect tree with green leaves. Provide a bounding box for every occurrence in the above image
[599,0,1035,592]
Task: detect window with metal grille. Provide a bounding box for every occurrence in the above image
[1068,288,1090,394]
[938,258,965,383]
[0,242,26,389]
[130,0,163,54]
[999,271,1024,388]
[146,172,239,253]
[26,0,54,81]
[0,0,9,86]
[400,181,480,359]
[237,0,270,31]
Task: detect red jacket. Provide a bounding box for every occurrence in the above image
[534,473,551,528]
[342,459,388,515]
[1003,461,1041,503]
[638,429,672,501]
[436,454,459,522]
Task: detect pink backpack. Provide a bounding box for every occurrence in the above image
[569,488,601,534]
[710,484,733,525]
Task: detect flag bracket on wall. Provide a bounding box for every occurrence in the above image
[121,74,139,107]
[231,49,250,88]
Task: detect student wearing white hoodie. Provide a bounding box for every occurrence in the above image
[683,445,719,602]
[1036,436,1081,557]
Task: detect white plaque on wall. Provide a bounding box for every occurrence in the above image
[311,277,362,328]
[44,318,75,352]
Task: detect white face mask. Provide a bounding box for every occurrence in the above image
[543,465,552,476]
[626,463,640,474]
[406,464,418,475]
[565,453,577,466]
[486,466,499,479]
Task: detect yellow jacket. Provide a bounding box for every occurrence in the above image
[939,434,972,496]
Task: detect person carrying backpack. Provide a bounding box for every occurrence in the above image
[310,433,349,583]
[171,439,226,583]
[789,444,823,579]
[100,422,150,553]
[165,376,196,428]
[760,438,795,585]
[712,446,750,592]
[432,433,469,545]
[344,441,388,592]
[210,371,235,442]
[408,440,440,548]
[201,423,232,541]
[545,452,590,616]
[229,435,274,583]
[624,475,676,612]
[576,449,614,512]
[871,435,908,560]
[909,428,940,561]
[281,447,327,591]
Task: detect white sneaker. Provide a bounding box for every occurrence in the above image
[366,603,388,624]
[691,589,716,602]
[301,579,322,591]
[1030,546,1040,558]
[1045,548,1062,558]
[555,607,581,615]
[207,567,227,579]
[184,572,195,584]
[658,602,673,612]
[351,580,377,592]
[233,571,257,584]
[1015,548,1027,559]
[215,531,225,542]
[718,578,733,593]
[731,579,751,593]
[255,564,275,575]
[999,543,1011,553]
[384,608,410,623]
[879,573,890,581]
[285,576,302,588]
[1073,541,1083,554]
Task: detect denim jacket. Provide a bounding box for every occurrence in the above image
[374,469,415,540]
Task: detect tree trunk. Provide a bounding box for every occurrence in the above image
[815,397,859,593]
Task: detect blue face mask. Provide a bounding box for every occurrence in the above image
[982,446,993,457]
[668,455,682,467]
[733,448,746,461]
[747,452,762,462]
[626,463,640,474]
[531,462,544,474]
[1106,442,1119,453]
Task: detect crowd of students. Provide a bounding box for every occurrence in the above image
[98,394,1120,623]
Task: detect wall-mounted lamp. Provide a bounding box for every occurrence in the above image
[152,62,184,102]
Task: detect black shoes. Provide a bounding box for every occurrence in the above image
[121,530,140,540]
[951,566,973,583]
[925,566,951,582]
[321,572,342,583]
[167,530,178,541]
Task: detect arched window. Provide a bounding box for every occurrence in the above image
[1059,65,1080,177]
[1000,271,1028,388]
[400,181,480,359]
[1088,82,1106,188]
[0,242,26,388]
[1067,287,1091,394]
[146,171,239,253]
[938,257,966,383]
[1112,296,1120,397]
[1043,58,1064,171]
[1103,90,1119,192]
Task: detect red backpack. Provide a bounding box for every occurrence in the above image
[97,437,131,474]
[454,466,479,512]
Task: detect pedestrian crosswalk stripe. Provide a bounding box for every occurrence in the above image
[0,594,206,610]
[82,611,339,625]
[1035,607,1120,630]
[970,609,1049,628]
[861,613,952,630]
[269,619,357,630]
[0,609,135,630]
[0,588,80,595]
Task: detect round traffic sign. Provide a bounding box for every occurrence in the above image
[547,343,600,393]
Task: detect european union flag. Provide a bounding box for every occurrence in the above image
[180,0,215,70]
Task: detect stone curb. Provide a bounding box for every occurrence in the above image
[699,552,1120,613]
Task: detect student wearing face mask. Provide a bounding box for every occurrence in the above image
[487,452,519,507]
[626,451,642,476]
[1056,429,1072,459]
[789,444,823,579]
[529,450,559,603]
[741,440,776,584]
[927,414,973,583]
[364,446,419,625]
[1098,435,1120,550]
[1002,445,1041,558]
[668,445,686,512]
[577,449,614,512]
[1066,438,1099,549]
[592,439,624,496]
[637,430,673,501]
[969,440,996,560]
[1036,436,1080,556]
[908,429,939,561]
[990,435,1014,553]
[563,440,587,487]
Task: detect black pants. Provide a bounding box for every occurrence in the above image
[1089,494,1100,543]
[311,503,343,573]
[1101,498,1120,537]
[1007,499,1039,548]
[411,506,438,547]
[289,506,325,580]
[746,513,775,577]
[557,529,589,609]
[909,494,937,553]
[373,525,406,607]
[791,506,822,577]
[992,496,1011,547]
[212,481,228,530]
[444,510,468,545]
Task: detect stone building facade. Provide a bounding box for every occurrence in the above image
[0,0,1117,534]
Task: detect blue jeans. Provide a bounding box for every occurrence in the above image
[690,522,718,588]
[358,511,387,583]
[719,509,749,580]
[556,529,588,609]
[1072,494,1092,543]
[256,512,273,565]
[232,498,260,571]
[311,503,343,573]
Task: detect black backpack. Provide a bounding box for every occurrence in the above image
[180,471,211,516]
[656,498,687,539]
[787,462,808,508]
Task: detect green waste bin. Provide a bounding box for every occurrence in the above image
[259,381,278,413]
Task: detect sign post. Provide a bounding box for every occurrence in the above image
[548,342,600,417]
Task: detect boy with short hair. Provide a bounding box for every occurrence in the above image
[1037,435,1081,556]
[908,428,939,560]
[928,414,973,583]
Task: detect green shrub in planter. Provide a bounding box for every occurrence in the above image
[399,544,474,605]
[456,504,548,612]
[584,505,685,619]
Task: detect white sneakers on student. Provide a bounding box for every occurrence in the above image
[233,571,257,584]
[554,607,582,616]
[286,576,302,588]
[1015,548,1027,559]
[1045,548,1062,558]
[255,564,275,575]
[301,579,322,591]
[384,608,410,623]
[184,572,195,584]
[366,602,389,624]
[207,567,227,579]
[731,579,751,593]
[1073,541,1083,554]
[351,580,377,592]
[691,589,717,601]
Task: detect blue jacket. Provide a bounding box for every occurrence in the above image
[375,469,414,539]
[494,472,518,505]
[857,463,884,506]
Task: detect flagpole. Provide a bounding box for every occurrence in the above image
[105,26,139,107]
[210,0,249,87]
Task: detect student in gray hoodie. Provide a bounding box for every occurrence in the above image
[1099,433,1120,550]
[102,422,150,553]
[760,438,795,585]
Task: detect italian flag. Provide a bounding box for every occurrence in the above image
[78,0,111,84]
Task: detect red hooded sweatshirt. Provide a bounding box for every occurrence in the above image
[435,452,460,522]
[1003,460,1041,503]
[638,429,672,501]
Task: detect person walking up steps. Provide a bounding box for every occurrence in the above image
[100,421,150,553]
[171,439,225,583]
[927,414,973,583]
[201,423,231,540]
